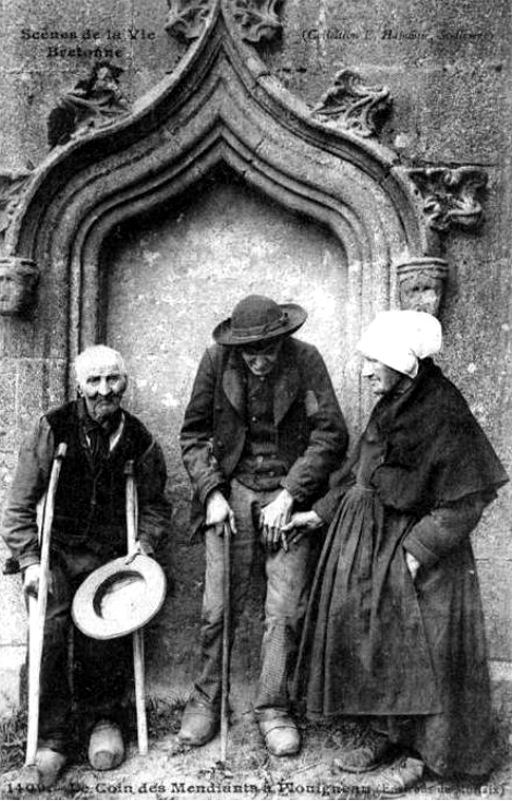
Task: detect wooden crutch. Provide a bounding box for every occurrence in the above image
[25,443,67,772]
[220,520,231,763]
[124,460,148,755]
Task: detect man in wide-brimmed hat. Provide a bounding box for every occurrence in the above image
[179,294,348,756]
[2,345,171,787]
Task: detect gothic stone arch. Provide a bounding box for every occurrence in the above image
[5,2,428,415]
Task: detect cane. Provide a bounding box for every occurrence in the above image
[25,442,67,773]
[124,460,148,755]
[220,520,231,763]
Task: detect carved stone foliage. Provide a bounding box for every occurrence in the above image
[312,69,391,139]
[165,0,284,44]
[408,167,488,233]
[165,0,213,41]
[229,0,284,43]
[0,170,32,241]
[396,257,448,318]
[0,257,39,317]
[47,61,131,149]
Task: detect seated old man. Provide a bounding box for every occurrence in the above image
[178,294,348,757]
[1,345,171,787]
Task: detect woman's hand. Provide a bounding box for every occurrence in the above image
[280,510,324,546]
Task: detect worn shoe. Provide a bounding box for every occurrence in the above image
[357,756,424,796]
[375,757,425,796]
[178,700,219,747]
[35,747,67,788]
[258,713,301,757]
[88,720,125,770]
[333,728,391,773]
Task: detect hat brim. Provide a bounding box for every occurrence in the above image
[212,303,307,345]
[71,554,167,640]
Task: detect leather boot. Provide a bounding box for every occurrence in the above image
[178,699,219,747]
[257,711,300,757]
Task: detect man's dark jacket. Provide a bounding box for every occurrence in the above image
[2,400,171,569]
[180,338,348,535]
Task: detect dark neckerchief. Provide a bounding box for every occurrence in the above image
[77,398,123,467]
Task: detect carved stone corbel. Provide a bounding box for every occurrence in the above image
[408,167,487,233]
[165,0,213,41]
[312,69,392,139]
[395,256,449,317]
[0,257,39,317]
[229,0,284,43]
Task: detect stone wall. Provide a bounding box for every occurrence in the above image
[0,0,510,713]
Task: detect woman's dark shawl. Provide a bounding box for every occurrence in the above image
[369,358,508,514]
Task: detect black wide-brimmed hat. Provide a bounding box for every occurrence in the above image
[72,554,166,640]
[212,294,307,346]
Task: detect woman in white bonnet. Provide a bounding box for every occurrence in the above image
[285,310,508,794]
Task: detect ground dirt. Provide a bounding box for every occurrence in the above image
[1,693,512,801]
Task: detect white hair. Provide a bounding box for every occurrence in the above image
[75,345,127,387]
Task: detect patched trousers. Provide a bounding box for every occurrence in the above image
[193,479,314,717]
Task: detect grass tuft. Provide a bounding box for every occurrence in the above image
[0,707,27,773]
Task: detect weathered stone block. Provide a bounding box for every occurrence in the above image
[0,546,25,649]
[0,646,25,716]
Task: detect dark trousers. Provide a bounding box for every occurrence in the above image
[34,549,132,754]
[193,479,313,717]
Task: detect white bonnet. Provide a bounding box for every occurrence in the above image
[357,310,442,378]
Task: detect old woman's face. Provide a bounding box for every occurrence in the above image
[362,357,405,396]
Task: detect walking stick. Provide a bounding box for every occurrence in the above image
[220,520,231,763]
[25,443,67,772]
[124,460,148,755]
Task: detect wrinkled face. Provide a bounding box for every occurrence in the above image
[399,274,443,316]
[78,358,127,423]
[362,357,405,396]
[240,338,283,377]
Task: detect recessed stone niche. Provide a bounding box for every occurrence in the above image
[101,170,350,693]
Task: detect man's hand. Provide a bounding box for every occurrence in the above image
[125,541,153,563]
[281,510,324,545]
[259,489,294,551]
[23,563,41,598]
[405,551,421,581]
[205,489,237,536]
